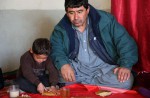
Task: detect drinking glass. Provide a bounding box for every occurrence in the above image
[9,85,19,98]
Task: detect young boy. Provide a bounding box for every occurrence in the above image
[15,38,59,94]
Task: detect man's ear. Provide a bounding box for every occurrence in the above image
[30,48,33,53]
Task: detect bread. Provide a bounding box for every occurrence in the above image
[95,90,112,97]
[42,90,60,96]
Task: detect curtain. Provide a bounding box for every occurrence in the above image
[111,0,150,72]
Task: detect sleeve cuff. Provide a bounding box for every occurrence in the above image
[34,79,41,86]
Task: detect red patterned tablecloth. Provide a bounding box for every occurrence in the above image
[0,84,145,98]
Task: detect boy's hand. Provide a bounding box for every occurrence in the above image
[49,86,57,92]
[37,83,45,94]
[49,86,60,95]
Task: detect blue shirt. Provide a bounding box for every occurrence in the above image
[71,18,116,84]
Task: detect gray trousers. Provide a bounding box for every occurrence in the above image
[90,70,134,89]
[72,62,134,90]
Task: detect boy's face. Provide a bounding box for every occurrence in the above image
[33,54,48,64]
[30,48,48,64]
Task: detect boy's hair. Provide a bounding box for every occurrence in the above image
[32,38,51,56]
[65,0,89,12]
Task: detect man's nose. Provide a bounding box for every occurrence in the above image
[74,13,78,19]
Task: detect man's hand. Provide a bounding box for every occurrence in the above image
[61,64,76,82]
[37,83,45,94]
[114,67,131,82]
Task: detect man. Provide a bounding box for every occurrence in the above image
[50,0,138,89]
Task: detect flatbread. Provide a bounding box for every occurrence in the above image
[95,90,112,97]
[42,90,60,96]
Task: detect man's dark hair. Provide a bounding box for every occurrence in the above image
[32,38,51,55]
[65,0,88,12]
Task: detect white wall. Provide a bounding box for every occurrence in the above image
[0,0,111,73]
[0,0,110,10]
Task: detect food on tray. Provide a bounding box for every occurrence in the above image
[17,94,31,98]
[42,90,60,96]
[95,90,112,97]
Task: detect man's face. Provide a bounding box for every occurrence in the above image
[66,6,89,27]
